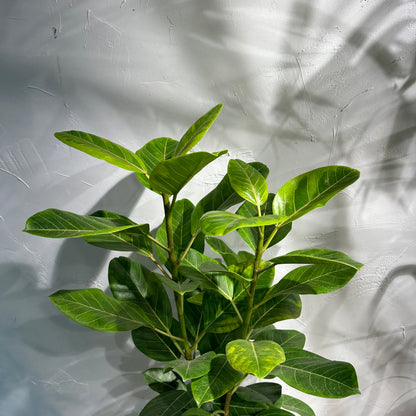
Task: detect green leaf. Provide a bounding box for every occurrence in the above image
[108,257,172,330]
[272,166,360,225]
[270,348,360,398]
[241,382,282,404]
[269,248,363,271]
[200,211,282,237]
[82,210,153,256]
[266,264,359,297]
[54,130,146,173]
[275,395,315,416]
[156,199,204,267]
[252,327,306,350]
[226,339,285,379]
[237,195,292,251]
[152,273,200,295]
[150,151,227,195]
[139,390,196,416]
[191,162,269,233]
[135,137,178,189]
[181,409,211,416]
[142,368,185,393]
[166,352,217,381]
[257,409,295,416]
[175,104,223,156]
[191,355,244,406]
[205,237,240,266]
[252,294,302,329]
[214,394,270,416]
[228,159,268,207]
[23,208,138,238]
[132,324,181,361]
[49,289,146,332]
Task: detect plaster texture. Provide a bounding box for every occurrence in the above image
[1,0,415,415]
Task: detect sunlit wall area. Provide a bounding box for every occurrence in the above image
[1,1,415,415]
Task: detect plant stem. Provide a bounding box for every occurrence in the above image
[224,390,233,416]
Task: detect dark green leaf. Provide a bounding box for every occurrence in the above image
[150,151,227,195]
[181,409,211,416]
[24,208,137,238]
[241,382,282,404]
[269,248,363,271]
[166,352,217,381]
[252,327,306,349]
[257,409,295,416]
[267,264,359,297]
[272,166,360,225]
[54,130,146,173]
[142,368,185,393]
[135,137,178,189]
[191,355,244,406]
[270,348,360,398]
[139,390,195,416]
[226,339,285,379]
[132,324,181,361]
[191,162,269,233]
[49,289,146,332]
[108,257,172,330]
[175,104,223,156]
[214,395,270,416]
[275,395,315,416]
[228,159,268,207]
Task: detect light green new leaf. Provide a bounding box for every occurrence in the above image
[267,264,359,297]
[132,324,180,361]
[149,150,227,195]
[191,162,269,233]
[54,130,146,173]
[273,166,360,225]
[269,248,363,271]
[166,351,216,381]
[226,339,285,379]
[135,137,178,189]
[175,104,223,156]
[152,273,200,295]
[49,289,146,332]
[191,355,244,406]
[82,210,153,256]
[270,348,360,398]
[108,257,172,330]
[139,389,196,416]
[200,211,283,236]
[228,159,269,207]
[142,368,184,393]
[23,208,138,239]
[275,395,316,416]
[252,326,306,350]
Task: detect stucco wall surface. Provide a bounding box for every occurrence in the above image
[1,0,415,415]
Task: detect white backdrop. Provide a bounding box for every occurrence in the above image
[1,0,415,415]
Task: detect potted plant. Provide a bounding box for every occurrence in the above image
[24,104,362,416]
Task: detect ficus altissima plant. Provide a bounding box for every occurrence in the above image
[24,104,362,416]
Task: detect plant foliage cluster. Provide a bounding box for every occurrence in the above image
[24,104,362,416]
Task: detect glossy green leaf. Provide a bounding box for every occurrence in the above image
[142,368,185,393]
[166,352,217,381]
[132,324,181,361]
[266,264,359,297]
[181,409,211,416]
[213,394,270,416]
[191,355,244,406]
[108,257,172,330]
[54,130,146,173]
[149,150,227,195]
[23,208,138,238]
[152,273,200,295]
[139,390,195,416]
[205,237,240,266]
[226,339,285,379]
[252,295,302,329]
[240,382,282,404]
[270,348,360,398]
[191,162,269,233]
[275,395,315,416]
[200,211,282,237]
[228,159,268,207]
[269,248,363,271]
[175,104,223,156]
[135,137,178,189]
[272,166,360,225]
[156,199,204,267]
[253,326,306,350]
[257,409,295,416]
[82,210,153,256]
[49,289,145,332]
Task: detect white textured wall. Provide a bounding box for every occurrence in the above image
[1,1,415,415]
